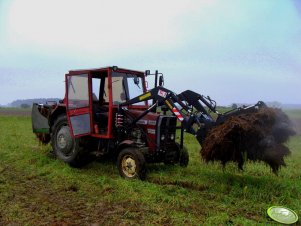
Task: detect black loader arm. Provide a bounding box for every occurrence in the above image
[178,90,217,115]
[120,86,191,123]
[119,87,217,145]
[120,86,267,146]
[215,101,267,125]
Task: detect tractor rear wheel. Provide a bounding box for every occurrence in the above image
[117,147,146,180]
[51,115,83,167]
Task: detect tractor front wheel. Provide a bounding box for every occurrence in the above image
[117,148,146,180]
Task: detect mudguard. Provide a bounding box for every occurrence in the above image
[32,103,50,134]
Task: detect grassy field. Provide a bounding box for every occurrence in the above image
[0,109,300,225]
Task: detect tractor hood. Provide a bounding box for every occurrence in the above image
[126,109,159,126]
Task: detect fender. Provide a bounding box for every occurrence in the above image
[118,140,134,150]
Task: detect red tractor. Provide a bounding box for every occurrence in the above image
[32,66,189,179]
[32,66,266,179]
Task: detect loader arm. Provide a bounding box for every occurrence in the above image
[119,86,193,124]
[120,86,267,146]
[119,87,217,143]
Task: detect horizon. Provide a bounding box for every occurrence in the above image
[2,97,301,109]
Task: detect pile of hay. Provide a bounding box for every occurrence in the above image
[201,108,295,173]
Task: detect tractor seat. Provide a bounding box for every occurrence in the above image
[95,112,108,121]
[93,104,108,129]
[92,93,108,129]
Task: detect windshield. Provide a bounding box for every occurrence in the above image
[111,72,145,105]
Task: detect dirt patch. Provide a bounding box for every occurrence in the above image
[201,107,295,174]
[0,109,31,116]
[0,165,149,225]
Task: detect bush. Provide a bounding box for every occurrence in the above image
[20,104,30,109]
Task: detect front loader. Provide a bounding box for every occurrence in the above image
[119,85,266,145]
[119,83,294,173]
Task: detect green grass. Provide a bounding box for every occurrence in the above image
[0,115,301,225]
[285,109,301,120]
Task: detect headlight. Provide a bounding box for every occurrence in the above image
[161,134,165,140]
[170,134,175,140]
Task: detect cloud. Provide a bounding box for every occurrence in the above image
[0,0,300,105]
[7,0,212,54]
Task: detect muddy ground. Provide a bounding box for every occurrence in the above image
[0,164,149,226]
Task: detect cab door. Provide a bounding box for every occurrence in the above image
[66,73,92,137]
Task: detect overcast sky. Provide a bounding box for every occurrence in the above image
[0,0,300,106]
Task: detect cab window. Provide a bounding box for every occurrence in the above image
[111,72,145,105]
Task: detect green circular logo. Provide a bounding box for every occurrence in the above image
[267,206,298,224]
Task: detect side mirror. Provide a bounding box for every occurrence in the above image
[134,76,140,85]
[145,70,150,76]
[159,75,164,86]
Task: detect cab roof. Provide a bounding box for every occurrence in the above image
[68,66,144,76]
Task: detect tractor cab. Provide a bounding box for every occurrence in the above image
[65,67,148,139]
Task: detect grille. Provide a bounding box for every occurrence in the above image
[156,116,177,152]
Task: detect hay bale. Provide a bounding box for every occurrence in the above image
[201,108,295,173]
